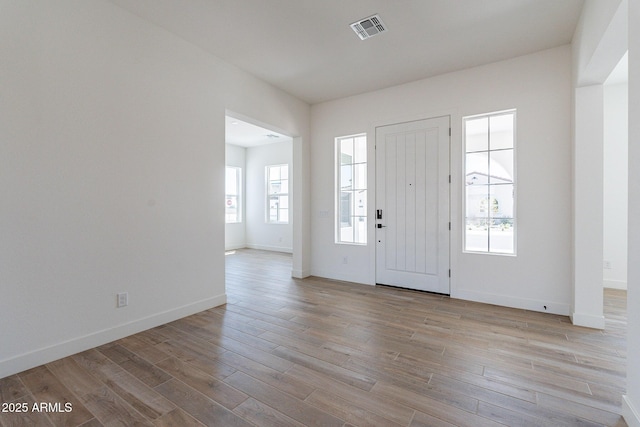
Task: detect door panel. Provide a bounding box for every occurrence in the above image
[375,117,450,293]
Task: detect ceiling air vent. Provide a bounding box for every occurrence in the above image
[350,14,387,40]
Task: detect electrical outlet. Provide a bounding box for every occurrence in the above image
[117,292,128,308]
[603,260,612,270]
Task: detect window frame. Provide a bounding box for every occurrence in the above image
[335,133,367,245]
[225,166,242,224]
[463,110,517,256]
[265,164,289,224]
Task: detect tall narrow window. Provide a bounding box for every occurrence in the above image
[225,166,241,223]
[336,134,367,244]
[464,110,516,254]
[266,164,289,223]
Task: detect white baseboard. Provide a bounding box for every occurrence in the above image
[291,269,311,279]
[311,268,373,286]
[225,244,247,251]
[452,289,570,316]
[623,395,640,427]
[570,311,606,329]
[604,279,627,290]
[0,294,226,379]
[246,243,293,253]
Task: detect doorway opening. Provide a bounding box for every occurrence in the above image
[224,113,294,259]
[603,52,628,296]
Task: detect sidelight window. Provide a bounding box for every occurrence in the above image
[464,110,516,255]
[336,134,367,244]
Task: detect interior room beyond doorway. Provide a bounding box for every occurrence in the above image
[224,114,294,255]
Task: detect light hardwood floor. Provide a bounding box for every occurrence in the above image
[0,249,628,426]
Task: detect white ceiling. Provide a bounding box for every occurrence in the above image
[225,116,291,148]
[110,0,585,105]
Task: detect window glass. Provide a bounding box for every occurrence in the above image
[464,111,516,255]
[225,167,241,223]
[490,114,515,150]
[266,165,289,224]
[465,117,489,152]
[336,134,367,244]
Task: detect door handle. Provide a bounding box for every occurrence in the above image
[377,224,386,228]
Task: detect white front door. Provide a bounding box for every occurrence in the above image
[375,117,450,294]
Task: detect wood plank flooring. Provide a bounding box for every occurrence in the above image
[0,249,628,426]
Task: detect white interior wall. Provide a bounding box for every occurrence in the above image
[310,46,573,314]
[245,141,294,253]
[292,135,311,278]
[571,1,638,423]
[624,0,640,423]
[0,0,309,378]
[603,82,629,289]
[225,144,247,250]
[572,0,628,86]
[570,0,627,329]
[573,84,606,328]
